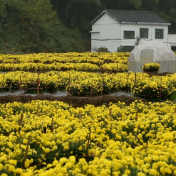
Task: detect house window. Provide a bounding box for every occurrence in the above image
[123,46,134,52]
[140,28,148,38]
[155,29,164,39]
[124,31,135,39]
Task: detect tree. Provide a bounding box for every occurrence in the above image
[65,0,101,32]
[0,0,56,53]
[130,0,142,10]
[117,0,137,10]
[99,0,119,9]
[141,0,158,11]
[50,0,71,22]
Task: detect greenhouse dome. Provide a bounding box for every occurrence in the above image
[128,40,176,73]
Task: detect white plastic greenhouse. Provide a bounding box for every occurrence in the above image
[128,41,176,73]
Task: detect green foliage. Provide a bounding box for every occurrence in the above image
[130,0,142,10]
[93,47,109,52]
[117,46,125,52]
[65,0,101,33]
[118,0,137,10]
[0,0,176,54]
[0,0,88,53]
[169,8,176,17]
[141,0,158,10]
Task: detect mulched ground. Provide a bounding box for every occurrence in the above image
[0,94,148,107]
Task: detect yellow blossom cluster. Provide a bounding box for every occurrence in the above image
[0,63,99,72]
[143,63,160,72]
[133,74,176,98]
[0,52,129,64]
[0,52,129,72]
[0,62,128,73]
[102,63,127,72]
[1,71,176,98]
[1,100,176,175]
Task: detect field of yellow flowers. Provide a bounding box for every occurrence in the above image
[1,52,176,176]
[1,100,176,175]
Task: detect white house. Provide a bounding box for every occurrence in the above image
[90,9,176,52]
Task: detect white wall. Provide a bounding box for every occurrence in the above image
[91,14,171,52]
[121,24,169,47]
[168,34,176,47]
[91,13,121,52]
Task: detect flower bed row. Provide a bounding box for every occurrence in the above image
[0,71,176,99]
[0,100,176,175]
[0,62,127,72]
[0,52,129,65]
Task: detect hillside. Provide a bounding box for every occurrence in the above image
[0,0,175,54]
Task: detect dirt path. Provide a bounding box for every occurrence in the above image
[0,94,148,107]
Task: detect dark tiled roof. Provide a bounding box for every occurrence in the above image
[91,9,170,24]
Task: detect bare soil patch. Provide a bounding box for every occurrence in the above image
[146,72,172,77]
[0,94,148,107]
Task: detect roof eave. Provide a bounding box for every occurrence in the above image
[90,11,106,25]
[120,21,171,25]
